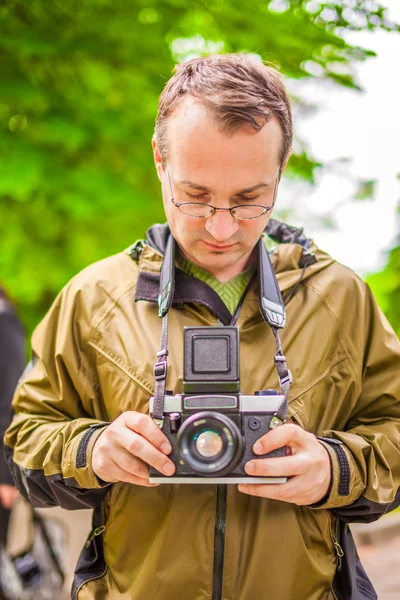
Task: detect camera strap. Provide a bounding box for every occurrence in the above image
[152,234,291,426]
[152,313,169,428]
[258,239,286,328]
[152,234,175,426]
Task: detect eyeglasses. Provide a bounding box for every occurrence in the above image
[166,169,278,221]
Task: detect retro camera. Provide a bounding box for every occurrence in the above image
[149,326,286,484]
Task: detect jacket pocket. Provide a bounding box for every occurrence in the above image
[89,340,154,416]
[330,520,378,600]
[286,356,353,436]
[288,356,348,405]
[72,502,108,600]
[89,340,154,396]
[328,512,344,573]
[328,517,342,599]
[287,410,305,428]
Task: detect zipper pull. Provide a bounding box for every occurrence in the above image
[333,540,344,571]
[85,525,106,548]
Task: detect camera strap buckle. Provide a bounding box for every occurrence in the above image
[152,311,170,422]
[274,355,292,385]
[153,417,164,429]
[270,416,283,429]
[154,361,168,380]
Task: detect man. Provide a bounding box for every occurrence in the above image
[4,54,400,600]
[0,286,25,545]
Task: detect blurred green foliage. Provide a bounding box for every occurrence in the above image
[367,241,400,337]
[367,169,400,337]
[0,0,399,337]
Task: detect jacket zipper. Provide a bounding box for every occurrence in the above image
[73,503,108,600]
[330,514,344,572]
[212,485,227,600]
[329,515,344,600]
[84,525,106,548]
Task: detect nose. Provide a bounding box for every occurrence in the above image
[204,209,239,242]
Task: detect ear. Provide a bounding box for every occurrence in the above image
[279,151,291,179]
[152,135,164,182]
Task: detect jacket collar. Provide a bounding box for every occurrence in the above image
[131,220,335,324]
[135,267,233,324]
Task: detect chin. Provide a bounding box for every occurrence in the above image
[202,255,236,270]
[185,242,245,270]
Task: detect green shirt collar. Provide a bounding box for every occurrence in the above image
[176,249,255,315]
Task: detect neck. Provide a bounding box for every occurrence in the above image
[178,246,257,283]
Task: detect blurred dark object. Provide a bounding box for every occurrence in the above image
[352,512,400,599]
[0,509,66,600]
[0,286,25,544]
[12,552,41,588]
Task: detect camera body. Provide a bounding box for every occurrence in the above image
[149,326,286,484]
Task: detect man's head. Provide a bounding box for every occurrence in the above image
[152,53,292,281]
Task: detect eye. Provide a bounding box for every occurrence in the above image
[237,195,261,202]
[185,192,208,200]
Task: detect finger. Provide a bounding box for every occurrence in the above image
[253,424,312,455]
[238,476,302,502]
[123,412,172,454]
[0,487,7,505]
[108,448,150,480]
[115,427,176,477]
[238,483,282,500]
[239,471,324,505]
[0,485,19,509]
[244,453,310,478]
[107,456,159,487]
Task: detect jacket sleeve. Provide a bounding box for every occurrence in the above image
[4,279,112,510]
[0,309,25,486]
[311,281,400,523]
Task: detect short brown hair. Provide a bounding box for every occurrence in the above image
[155,53,292,172]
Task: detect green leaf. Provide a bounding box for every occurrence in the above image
[354,179,377,201]
[0,0,398,338]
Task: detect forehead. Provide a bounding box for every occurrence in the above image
[166,97,282,182]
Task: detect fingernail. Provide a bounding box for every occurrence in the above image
[161,443,172,455]
[245,462,254,474]
[163,463,175,476]
[253,442,262,454]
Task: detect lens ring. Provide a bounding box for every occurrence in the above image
[177,411,243,476]
[195,430,224,458]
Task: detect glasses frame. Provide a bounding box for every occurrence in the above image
[166,168,279,221]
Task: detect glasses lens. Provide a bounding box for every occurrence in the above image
[231,205,267,220]
[178,203,213,218]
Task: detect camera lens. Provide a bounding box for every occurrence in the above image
[195,430,223,458]
[177,411,243,476]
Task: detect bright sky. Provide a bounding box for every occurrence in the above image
[280,4,400,277]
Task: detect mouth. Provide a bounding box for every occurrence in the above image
[203,241,236,251]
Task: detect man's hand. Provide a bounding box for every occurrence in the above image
[239,424,331,505]
[0,484,19,509]
[92,412,175,487]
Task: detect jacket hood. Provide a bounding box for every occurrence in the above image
[144,220,336,294]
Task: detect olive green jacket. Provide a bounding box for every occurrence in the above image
[4,221,400,600]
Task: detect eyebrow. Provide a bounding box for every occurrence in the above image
[178,180,269,195]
